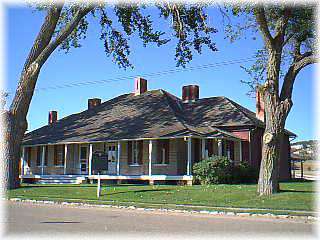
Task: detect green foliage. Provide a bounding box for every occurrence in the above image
[231,161,259,184]
[193,156,258,185]
[193,156,233,185]
[36,3,218,69]
[220,5,316,94]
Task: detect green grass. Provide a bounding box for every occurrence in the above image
[7,181,316,215]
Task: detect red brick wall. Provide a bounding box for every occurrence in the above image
[224,126,291,180]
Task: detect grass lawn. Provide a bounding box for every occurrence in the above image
[7,180,316,215]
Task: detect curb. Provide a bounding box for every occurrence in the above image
[8,198,318,222]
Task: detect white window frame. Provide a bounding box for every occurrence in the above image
[154,140,168,165]
[130,141,140,166]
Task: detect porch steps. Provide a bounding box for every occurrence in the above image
[37,175,86,184]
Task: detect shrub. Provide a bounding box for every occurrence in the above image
[192,156,233,185]
[231,161,259,184]
[193,155,259,185]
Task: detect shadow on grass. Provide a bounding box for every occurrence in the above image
[101,188,174,197]
[279,189,316,193]
[18,184,151,189]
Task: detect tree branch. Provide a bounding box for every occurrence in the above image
[10,4,64,114]
[274,8,291,46]
[254,7,274,49]
[36,5,94,67]
[280,53,318,101]
[22,4,64,74]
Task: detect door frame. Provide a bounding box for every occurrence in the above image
[79,144,89,175]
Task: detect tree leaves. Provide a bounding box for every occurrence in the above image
[45,3,218,69]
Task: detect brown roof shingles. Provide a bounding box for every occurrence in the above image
[23,89,295,145]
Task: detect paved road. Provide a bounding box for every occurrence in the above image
[3,201,316,238]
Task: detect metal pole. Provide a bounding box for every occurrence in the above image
[187,137,192,175]
[97,173,101,198]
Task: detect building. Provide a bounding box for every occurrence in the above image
[20,77,295,184]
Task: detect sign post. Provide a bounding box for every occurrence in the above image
[97,173,101,198]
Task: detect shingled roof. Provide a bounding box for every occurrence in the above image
[23,89,294,146]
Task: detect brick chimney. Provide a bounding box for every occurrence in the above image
[48,111,58,125]
[88,98,101,110]
[182,85,199,103]
[256,88,265,122]
[134,77,147,96]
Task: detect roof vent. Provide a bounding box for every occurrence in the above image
[134,77,147,96]
[182,85,199,103]
[48,111,58,125]
[88,98,101,110]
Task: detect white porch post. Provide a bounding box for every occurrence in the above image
[64,144,68,175]
[88,143,93,176]
[239,141,242,162]
[21,147,25,176]
[117,141,121,175]
[187,137,192,175]
[41,146,45,175]
[148,140,153,176]
[218,139,223,156]
[201,139,206,160]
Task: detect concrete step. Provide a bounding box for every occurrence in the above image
[37,176,86,184]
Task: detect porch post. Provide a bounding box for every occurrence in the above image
[187,137,192,175]
[201,139,206,160]
[64,144,68,175]
[88,143,93,176]
[239,141,242,162]
[117,141,121,175]
[21,147,25,176]
[148,140,153,176]
[41,146,45,175]
[218,139,223,156]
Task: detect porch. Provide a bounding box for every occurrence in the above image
[21,134,243,184]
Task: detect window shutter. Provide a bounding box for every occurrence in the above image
[62,145,65,165]
[54,145,58,165]
[222,141,225,156]
[44,146,48,166]
[36,146,41,166]
[26,147,31,166]
[164,140,170,164]
[156,140,162,163]
[207,139,213,157]
[138,140,143,165]
[229,141,235,160]
[127,141,132,165]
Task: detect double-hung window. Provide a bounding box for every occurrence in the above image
[155,140,169,164]
[54,144,65,166]
[128,141,142,165]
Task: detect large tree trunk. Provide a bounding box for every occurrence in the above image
[2,111,28,189]
[257,49,287,196]
[257,103,283,195]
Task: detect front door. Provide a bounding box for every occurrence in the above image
[79,145,88,174]
[107,144,117,174]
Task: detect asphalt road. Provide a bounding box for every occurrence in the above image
[3,201,316,239]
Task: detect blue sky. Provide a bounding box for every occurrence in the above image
[6,6,316,142]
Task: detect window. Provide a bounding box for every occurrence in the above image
[80,146,87,160]
[36,146,42,166]
[108,145,117,163]
[128,141,142,165]
[54,145,65,166]
[155,140,169,164]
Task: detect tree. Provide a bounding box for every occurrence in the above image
[2,2,218,189]
[222,5,317,195]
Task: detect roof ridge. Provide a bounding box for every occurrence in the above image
[161,90,190,132]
